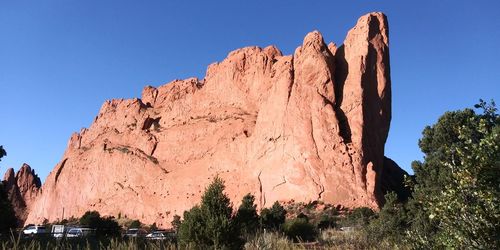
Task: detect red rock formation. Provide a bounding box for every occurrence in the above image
[2,164,41,225]
[26,12,403,227]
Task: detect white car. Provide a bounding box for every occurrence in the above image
[124,228,147,238]
[23,225,47,236]
[146,231,167,240]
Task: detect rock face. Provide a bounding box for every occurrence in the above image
[26,12,403,227]
[2,164,41,225]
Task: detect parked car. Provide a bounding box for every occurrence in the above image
[66,227,95,238]
[51,224,66,238]
[124,228,147,238]
[23,225,47,236]
[145,231,167,240]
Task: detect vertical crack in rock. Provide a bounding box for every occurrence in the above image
[318,183,325,200]
[150,135,158,156]
[257,170,265,208]
[54,158,68,183]
[286,57,295,106]
[309,117,321,160]
[288,60,295,104]
[77,134,82,149]
[308,170,325,200]
[153,88,158,105]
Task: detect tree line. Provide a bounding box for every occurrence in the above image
[0,100,498,249]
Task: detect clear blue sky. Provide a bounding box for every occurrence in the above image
[1,1,499,182]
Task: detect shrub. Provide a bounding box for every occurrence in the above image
[260,201,286,231]
[98,216,121,237]
[365,192,408,244]
[316,214,337,230]
[80,210,101,227]
[341,207,375,227]
[283,217,317,242]
[128,219,141,228]
[79,211,121,237]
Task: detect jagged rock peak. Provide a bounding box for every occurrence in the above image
[2,163,41,226]
[16,163,42,189]
[3,167,15,185]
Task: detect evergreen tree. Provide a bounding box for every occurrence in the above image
[0,146,17,232]
[0,183,17,232]
[342,207,375,227]
[171,214,181,233]
[260,201,286,231]
[283,217,317,242]
[234,193,259,237]
[408,100,500,248]
[0,146,5,160]
[178,176,243,249]
[79,210,121,237]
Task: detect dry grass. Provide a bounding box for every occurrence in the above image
[1,228,409,250]
[0,233,176,250]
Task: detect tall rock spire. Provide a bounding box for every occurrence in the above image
[2,164,41,225]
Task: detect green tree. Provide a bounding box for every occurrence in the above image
[234,193,259,237]
[171,214,181,233]
[0,146,6,160]
[342,207,375,227]
[366,192,408,243]
[98,216,121,237]
[79,210,121,237]
[316,213,337,230]
[0,184,17,232]
[408,100,500,248]
[260,201,286,231]
[0,146,17,232]
[128,219,141,228]
[283,217,317,242]
[80,210,101,227]
[178,176,243,249]
[179,205,205,247]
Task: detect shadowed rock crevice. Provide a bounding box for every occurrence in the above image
[333,45,352,143]
[54,158,68,183]
[257,170,265,208]
[142,117,161,131]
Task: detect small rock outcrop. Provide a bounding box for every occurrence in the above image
[25,12,406,227]
[2,164,41,225]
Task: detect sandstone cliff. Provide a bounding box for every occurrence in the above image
[2,164,41,225]
[26,12,404,227]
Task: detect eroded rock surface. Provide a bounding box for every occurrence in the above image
[25,12,404,227]
[2,164,41,225]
